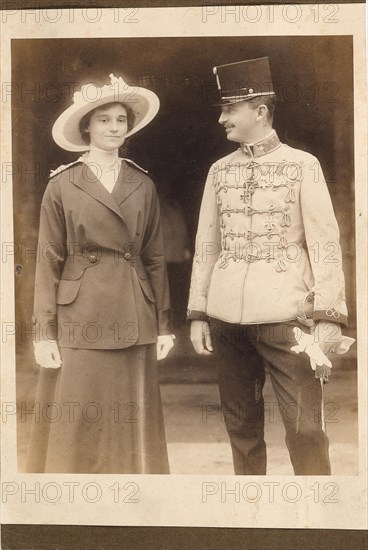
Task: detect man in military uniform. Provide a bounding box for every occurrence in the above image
[187,57,348,475]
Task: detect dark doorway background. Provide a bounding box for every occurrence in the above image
[11,35,355,375]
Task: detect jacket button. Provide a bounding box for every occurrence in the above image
[88,255,97,263]
[124,253,131,261]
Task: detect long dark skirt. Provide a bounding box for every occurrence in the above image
[25,344,169,474]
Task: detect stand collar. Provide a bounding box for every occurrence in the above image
[241,130,281,158]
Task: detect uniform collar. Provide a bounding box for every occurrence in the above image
[241,130,281,158]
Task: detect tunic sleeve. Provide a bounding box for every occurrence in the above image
[300,157,348,326]
[187,164,221,320]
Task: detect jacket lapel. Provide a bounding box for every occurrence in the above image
[111,160,144,205]
[71,162,128,222]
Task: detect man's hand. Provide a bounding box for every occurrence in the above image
[157,334,175,361]
[190,320,213,355]
[33,340,62,369]
[312,321,342,355]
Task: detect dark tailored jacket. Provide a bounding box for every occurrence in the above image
[32,159,172,349]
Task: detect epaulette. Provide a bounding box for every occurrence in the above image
[122,158,149,174]
[49,158,84,179]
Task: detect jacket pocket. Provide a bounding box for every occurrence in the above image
[130,257,155,302]
[61,258,98,280]
[56,277,83,305]
[137,276,155,303]
[132,259,148,280]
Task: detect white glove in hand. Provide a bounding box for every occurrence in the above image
[157,334,175,361]
[291,327,332,381]
[33,340,62,369]
[291,327,355,382]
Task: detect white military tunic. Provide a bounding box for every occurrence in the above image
[188,131,348,326]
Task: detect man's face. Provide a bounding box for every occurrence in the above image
[218,101,258,143]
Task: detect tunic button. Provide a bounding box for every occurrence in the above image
[88,255,97,263]
[124,252,131,261]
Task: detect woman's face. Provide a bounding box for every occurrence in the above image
[86,103,128,151]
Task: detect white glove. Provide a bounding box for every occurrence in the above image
[291,327,331,366]
[291,327,355,381]
[33,340,62,369]
[156,334,175,361]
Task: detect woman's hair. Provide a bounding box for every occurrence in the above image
[79,102,136,144]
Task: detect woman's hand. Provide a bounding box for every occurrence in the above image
[157,335,175,361]
[190,320,213,355]
[33,340,62,369]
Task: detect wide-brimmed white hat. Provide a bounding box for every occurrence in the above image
[52,74,160,151]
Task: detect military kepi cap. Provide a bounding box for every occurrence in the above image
[213,57,275,105]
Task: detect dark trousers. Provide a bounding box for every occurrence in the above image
[210,319,331,475]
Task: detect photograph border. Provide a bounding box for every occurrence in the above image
[1,2,367,547]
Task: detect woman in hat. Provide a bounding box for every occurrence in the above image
[26,75,174,473]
